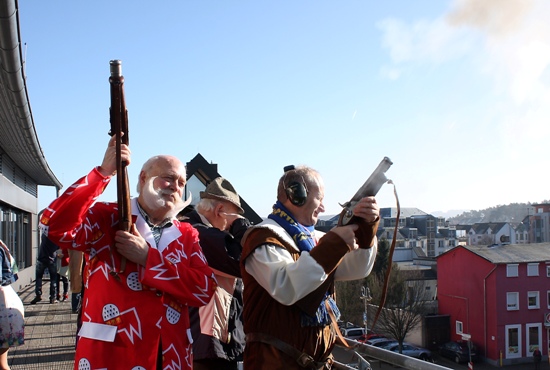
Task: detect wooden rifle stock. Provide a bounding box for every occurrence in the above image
[108,59,130,276]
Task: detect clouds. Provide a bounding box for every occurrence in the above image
[372,0,549,213]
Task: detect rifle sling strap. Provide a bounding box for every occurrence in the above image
[371,180,400,329]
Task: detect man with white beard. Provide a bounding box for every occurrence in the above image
[40,136,217,370]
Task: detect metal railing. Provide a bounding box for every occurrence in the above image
[334,339,454,370]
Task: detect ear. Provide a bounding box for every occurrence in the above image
[214,203,224,215]
[138,171,147,191]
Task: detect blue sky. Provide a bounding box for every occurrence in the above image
[21,0,550,219]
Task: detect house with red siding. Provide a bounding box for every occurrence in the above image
[437,243,550,366]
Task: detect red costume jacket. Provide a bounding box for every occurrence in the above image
[40,167,217,370]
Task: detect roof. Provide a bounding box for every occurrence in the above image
[0,1,61,188]
[458,243,550,264]
[380,207,428,218]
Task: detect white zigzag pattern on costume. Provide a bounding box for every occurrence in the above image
[64,174,90,195]
[193,275,212,305]
[150,259,178,281]
[191,249,207,265]
[88,262,112,282]
[117,307,143,344]
[162,343,182,370]
[184,342,192,369]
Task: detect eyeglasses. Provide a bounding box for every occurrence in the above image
[221,212,241,217]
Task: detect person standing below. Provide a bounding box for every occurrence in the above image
[181,177,251,370]
[30,234,59,304]
[534,347,542,370]
[240,165,379,369]
[39,136,217,370]
[55,247,70,302]
[0,239,24,369]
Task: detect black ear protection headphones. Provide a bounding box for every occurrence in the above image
[283,165,308,207]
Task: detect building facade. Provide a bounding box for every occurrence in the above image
[437,243,550,366]
[0,0,61,290]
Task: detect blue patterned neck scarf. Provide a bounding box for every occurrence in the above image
[268,201,341,327]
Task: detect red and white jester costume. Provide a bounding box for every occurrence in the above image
[40,167,217,370]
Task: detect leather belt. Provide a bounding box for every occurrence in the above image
[246,332,332,369]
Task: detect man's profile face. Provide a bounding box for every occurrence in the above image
[293,177,325,227]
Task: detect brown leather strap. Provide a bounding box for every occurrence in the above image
[371,180,400,330]
[325,299,350,348]
[246,332,331,369]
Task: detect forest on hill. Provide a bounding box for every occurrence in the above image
[446,201,549,226]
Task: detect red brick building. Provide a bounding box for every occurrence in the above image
[437,243,550,366]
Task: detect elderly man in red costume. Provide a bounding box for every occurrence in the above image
[40,136,217,370]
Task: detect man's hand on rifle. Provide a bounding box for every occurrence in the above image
[98,134,131,177]
[331,196,379,251]
[114,224,149,266]
[352,196,379,223]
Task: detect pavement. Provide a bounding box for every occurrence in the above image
[8,280,76,369]
[8,280,550,370]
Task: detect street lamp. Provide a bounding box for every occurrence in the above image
[360,286,372,336]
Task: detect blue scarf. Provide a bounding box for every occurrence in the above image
[268,201,341,327]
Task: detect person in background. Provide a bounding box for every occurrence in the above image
[240,165,379,369]
[30,235,59,304]
[533,346,542,370]
[0,239,24,369]
[55,248,70,302]
[68,249,84,313]
[39,136,217,370]
[181,177,251,370]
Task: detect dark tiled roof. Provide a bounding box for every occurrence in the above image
[461,243,550,264]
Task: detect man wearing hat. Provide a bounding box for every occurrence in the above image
[182,177,251,370]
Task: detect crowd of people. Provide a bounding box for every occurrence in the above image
[4,136,380,370]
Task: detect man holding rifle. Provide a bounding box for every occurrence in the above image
[40,136,217,370]
[240,165,379,369]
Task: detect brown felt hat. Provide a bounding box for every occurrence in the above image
[200,177,244,214]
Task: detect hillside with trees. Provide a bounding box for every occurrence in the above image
[446,201,548,226]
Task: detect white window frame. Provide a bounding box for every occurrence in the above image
[526,323,542,355]
[527,263,539,277]
[507,264,519,277]
[505,324,522,359]
[547,291,550,309]
[528,291,540,309]
[456,320,463,335]
[546,265,550,278]
[507,292,519,310]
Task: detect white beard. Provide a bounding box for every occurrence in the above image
[141,177,189,219]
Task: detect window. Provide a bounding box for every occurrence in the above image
[527,324,542,354]
[456,321,463,334]
[528,263,539,276]
[507,264,519,277]
[528,291,540,309]
[507,292,519,310]
[546,265,550,277]
[505,325,521,359]
[547,291,550,309]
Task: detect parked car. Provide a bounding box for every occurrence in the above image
[357,333,386,343]
[341,327,366,340]
[384,342,433,362]
[438,341,479,363]
[366,338,396,348]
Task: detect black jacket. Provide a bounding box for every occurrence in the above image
[183,210,251,362]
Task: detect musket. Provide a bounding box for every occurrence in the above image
[338,157,393,226]
[108,59,131,277]
[337,156,399,332]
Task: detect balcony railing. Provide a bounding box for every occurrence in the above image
[333,339,454,370]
